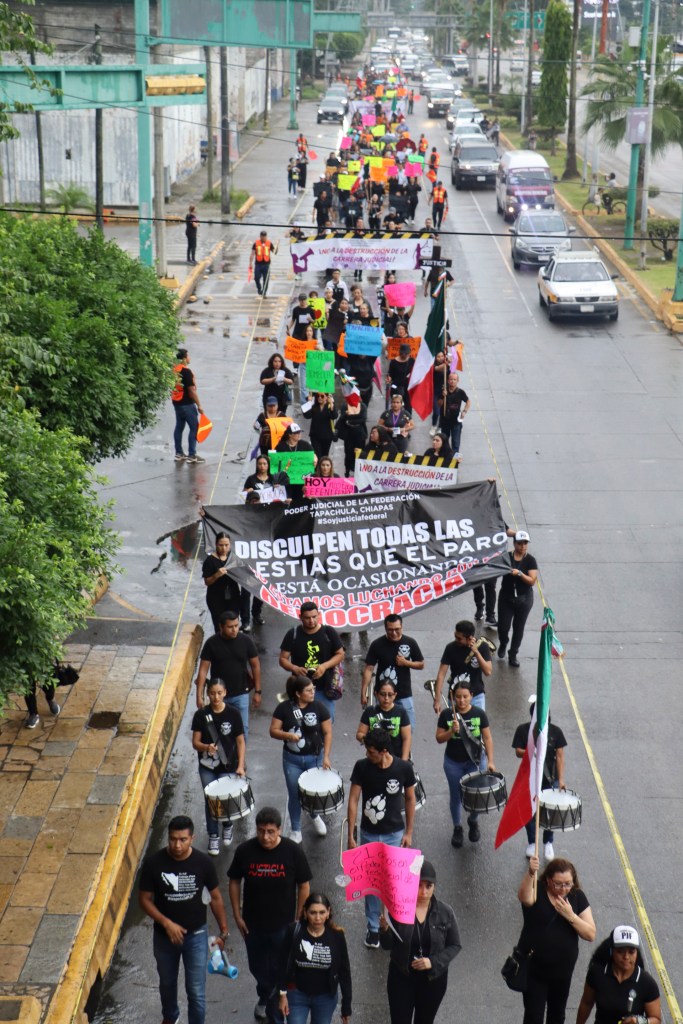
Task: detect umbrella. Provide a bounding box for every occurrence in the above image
[396,138,417,152]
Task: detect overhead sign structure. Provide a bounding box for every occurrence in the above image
[0,64,205,111]
[157,0,314,48]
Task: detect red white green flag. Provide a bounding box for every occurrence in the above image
[495,606,563,848]
[408,274,445,420]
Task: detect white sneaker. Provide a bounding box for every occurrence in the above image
[429,426,438,437]
[312,816,327,836]
[208,835,220,856]
[544,842,555,860]
[525,843,535,858]
[290,830,302,844]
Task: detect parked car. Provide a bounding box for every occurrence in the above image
[317,97,346,124]
[509,209,575,269]
[451,139,499,188]
[537,251,619,321]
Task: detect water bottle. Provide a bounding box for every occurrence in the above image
[207,936,239,979]
[210,948,223,971]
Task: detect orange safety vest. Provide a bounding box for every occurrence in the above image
[429,153,440,170]
[254,240,273,263]
[297,135,307,153]
[171,363,188,402]
[418,137,428,154]
[432,187,446,205]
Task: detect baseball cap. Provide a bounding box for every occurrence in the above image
[289,423,302,433]
[298,292,307,300]
[612,926,640,949]
[515,530,531,543]
[420,860,437,883]
[266,396,279,406]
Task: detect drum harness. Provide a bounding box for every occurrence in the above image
[200,712,230,770]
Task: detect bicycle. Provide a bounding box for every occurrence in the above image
[581,187,626,217]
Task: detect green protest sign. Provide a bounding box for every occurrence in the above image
[306,350,335,393]
[269,449,316,484]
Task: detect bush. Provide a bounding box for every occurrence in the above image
[648,218,679,261]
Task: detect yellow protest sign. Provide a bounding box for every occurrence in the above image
[337,173,356,191]
[371,124,386,137]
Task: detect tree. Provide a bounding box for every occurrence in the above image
[0,0,53,143]
[46,184,96,214]
[537,0,571,154]
[0,405,118,706]
[0,215,182,461]
[330,32,365,63]
[563,0,582,178]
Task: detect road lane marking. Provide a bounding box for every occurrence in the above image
[467,191,538,323]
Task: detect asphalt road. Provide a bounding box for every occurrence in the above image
[91,91,683,1024]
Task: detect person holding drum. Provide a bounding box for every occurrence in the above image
[513,695,568,861]
[270,676,333,844]
[436,679,496,848]
[357,677,411,760]
[379,860,461,1024]
[497,530,538,668]
[576,925,661,1024]
[432,619,493,712]
[277,893,352,1024]
[361,614,424,733]
[517,854,596,1024]
[191,678,246,856]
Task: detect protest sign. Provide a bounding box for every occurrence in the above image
[305,350,335,393]
[241,485,288,505]
[284,336,318,362]
[337,173,356,191]
[341,844,422,924]
[386,335,421,359]
[290,234,434,274]
[344,324,383,357]
[371,124,386,137]
[308,296,327,329]
[387,165,398,178]
[407,153,424,164]
[369,165,387,183]
[405,163,422,177]
[304,477,356,497]
[354,452,459,493]
[384,282,416,308]
[347,159,361,173]
[340,136,352,150]
[268,449,316,484]
[362,113,376,126]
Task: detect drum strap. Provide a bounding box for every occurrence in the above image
[456,713,483,765]
[205,713,229,767]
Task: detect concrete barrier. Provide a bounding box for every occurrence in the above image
[176,239,225,308]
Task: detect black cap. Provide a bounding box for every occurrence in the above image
[420,860,437,883]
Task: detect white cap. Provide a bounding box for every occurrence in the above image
[612,925,640,949]
[515,530,530,542]
[289,423,302,433]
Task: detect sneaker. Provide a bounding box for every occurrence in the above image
[468,818,480,843]
[485,616,498,628]
[186,454,206,464]
[312,815,327,836]
[544,842,555,860]
[253,614,265,625]
[254,1002,268,1020]
[451,825,464,848]
[241,623,252,633]
[525,843,535,859]
[208,835,220,856]
[289,830,302,844]
[364,929,380,949]
[497,645,507,659]
[508,654,520,668]
[429,426,438,437]
[174,453,186,461]
[222,822,234,847]
[25,714,40,729]
[48,700,61,716]
[474,609,484,622]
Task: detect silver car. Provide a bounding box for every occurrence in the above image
[509,210,575,269]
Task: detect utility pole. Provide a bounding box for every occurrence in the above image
[93,24,104,230]
[204,45,214,194]
[288,49,299,130]
[521,0,529,130]
[220,46,231,214]
[264,48,271,130]
[599,0,610,53]
[639,0,659,268]
[623,0,651,249]
[526,0,536,131]
[29,50,46,211]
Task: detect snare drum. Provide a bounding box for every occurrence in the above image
[204,775,255,821]
[460,771,507,814]
[539,789,582,832]
[298,768,344,817]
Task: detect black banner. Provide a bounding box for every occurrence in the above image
[203,482,511,631]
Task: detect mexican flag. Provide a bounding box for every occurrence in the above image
[495,607,563,849]
[408,274,445,420]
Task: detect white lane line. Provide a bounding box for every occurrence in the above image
[467,191,539,325]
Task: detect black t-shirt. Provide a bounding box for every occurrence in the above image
[437,706,489,763]
[388,358,414,391]
[512,720,567,785]
[260,366,294,406]
[202,554,242,613]
[227,837,312,931]
[200,633,258,698]
[379,409,412,454]
[272,699,330,756]
[176,365,196,406]
[360,704,410,758]
[350,756,416,834]
[139,847,218,932]
[244,473,275,492]
[585,961,659,1024]
[439,639,491,698]
[280,625,343,691]
[290,305,313,339]
[289,924,338,996]
[521,886,590,978]
[191,704,244,772]
[365,635,423,700]
[500,553,539,599]
[440,387,469,426]
[314,197,331,225]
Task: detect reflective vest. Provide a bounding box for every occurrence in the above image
[171,363,187,402]
[430,153,440,169]
[433,187,446,205]
[418,137,428,154]
[254,240,273,263]
[297,135,307,153]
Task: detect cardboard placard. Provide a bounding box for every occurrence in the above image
[384,282,417,308]
[347,159,361,173]
[337,173,356,191]
[268,449,316,484]
[405,162,422,177]
[340,136,352,150]
[342,844,422,925]
[344,324,383,357]
[265,416,293,449]
[303,477,356,497]
[305,350,336,393]
[308,296,328,329]
[284,336,318,362]
[371,124,386,137]
[362,113,376,126]
[386,335,421,359]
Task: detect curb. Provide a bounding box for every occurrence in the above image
[176,239,225,308]
[236,195,256,219]
[44,622,203,1024]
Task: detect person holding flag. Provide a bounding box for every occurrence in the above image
[513,695,568,861]
[407,270,447,421]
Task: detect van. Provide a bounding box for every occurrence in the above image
[496,151,555,221]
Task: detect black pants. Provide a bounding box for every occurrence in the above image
[522,969,572,1024]
[473,580,497,617]
[254,262,270,295]
[387,960,448,1024]
[186,232,197,262]
[432,203,445,229]
[312,437,332,458]
[25,680,56,716]
[240,588,264,626]
[498,592,534,656]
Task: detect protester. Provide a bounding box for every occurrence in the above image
[201,532,243,633]
[429,351,448,435]
[513,695,568,860]
[172,348,206,464]
[335,392,368,476]
[378,394,414,455]
[244,455,277,496]
[497,530,538,667]
[361,614,424,732]
[250,231,278,297]
[139,815,229,1024]
[576,926,661,1024]
[316,455,338,478]
[185,204,199,264]
[269,675,333,843]
[287,157,300,197]
[228,807,312,1023]
[346,353,375,407]
[302,392,336,458]
[260,353,294,414]
[386,343,415,410]
[379,861,461,1024]
[194,609,261,738]
[439,372,470,455]
[362,424,398,457]
[423,431,453,460]
[432,619,493,712]
[279,601,345,722]
[357,676,411,759]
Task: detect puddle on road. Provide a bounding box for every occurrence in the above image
[153,521,202,573]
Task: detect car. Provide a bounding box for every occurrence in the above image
[453,107,484,129]
[317,97,346,124]
[446,100,472,131]
[509,209,575,269]
[451,140,499,188]
[510,56,525,72]
[449,123,484,149]
[323,88,348,112]
[537,251,619,321]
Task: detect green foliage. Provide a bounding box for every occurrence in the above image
[537,0,571,152]
[0,1,54,142]
[46,184,95,214]
[330,32,365,62]
[0,405,119,704]
[0,214,181,461]
[648,218,679,261]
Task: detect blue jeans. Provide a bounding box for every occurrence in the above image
[314,688,337,724]
[286,989,338,1024]
[244,926,288,1024]
[443,754,484,827]
[471,691,486,711]
[228,692,250,741]
[174,403,199,457]
[254,262,270,295]
[198,764,230,837]
[153,923,207,1024]
[395,696,416,733]
[432,392,441,426]
[282,749,323,831]
[359,828,404,931]
[443,420,462,453]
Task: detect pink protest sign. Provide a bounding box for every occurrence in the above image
[384,281,416,308]
[303,477,356,497]
[341,843,423,924]
[340,136,352,150]
[362,113,376,127]
[405,163,422,177]
[387,164,398,178]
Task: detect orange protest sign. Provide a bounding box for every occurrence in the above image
[375,85,384,98]
[337,332,346,357]
[386,335,421,359]
[266,416,292,449]
[369,165,387,183]
[284,336,318,362]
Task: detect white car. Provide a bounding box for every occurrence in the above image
[449,123,484,150]
[453,108,484,129]
[537,251,619,321]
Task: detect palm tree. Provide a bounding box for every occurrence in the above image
[46,184,96,215]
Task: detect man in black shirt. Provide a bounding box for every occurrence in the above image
[313,190,332,229]
[195,609,261,739]
[433,619,493,711]
[228,806,312,1023]
[139,815,228,1024]
[513,695,567,860]
[279,601,344,721]
[288,293,313,339]
[361,614,424,732]
[439,372,470,456]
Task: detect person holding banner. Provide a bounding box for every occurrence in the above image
[347,730,416,949]
[436,679,496,847]
[357,677,411,760]
[202,533,243,634]
[362,425,398,458]
[422,431,454,461]
[269,676,333,844]
[302,393,336,459]
[379,861,462,1024]
[260,354,294,414]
